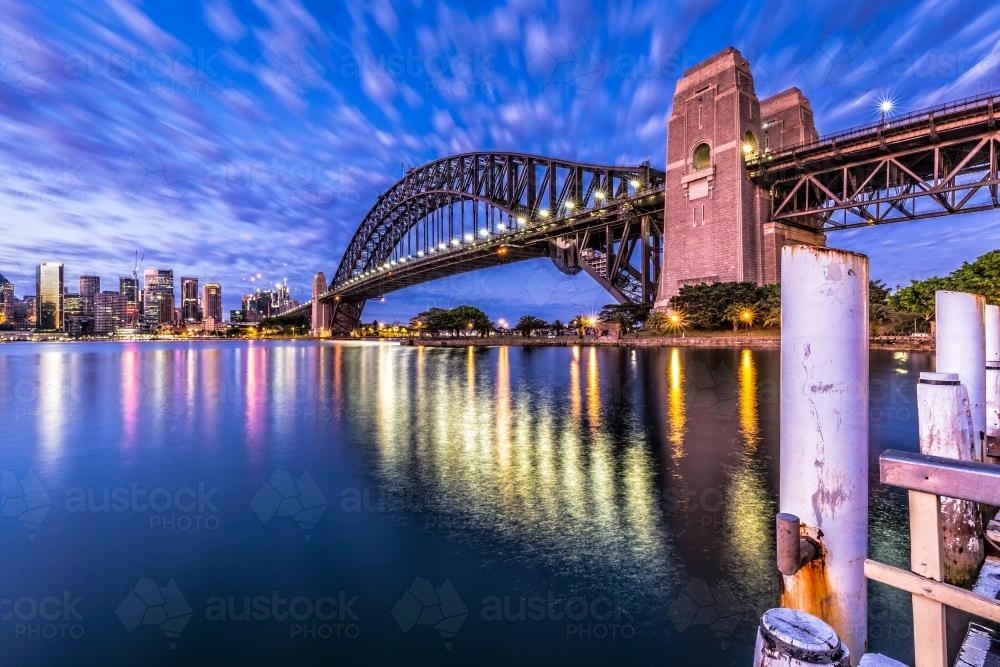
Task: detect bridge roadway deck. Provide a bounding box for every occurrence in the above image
[321,187,664,302]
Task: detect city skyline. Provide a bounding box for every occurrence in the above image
[3,1,1000,323]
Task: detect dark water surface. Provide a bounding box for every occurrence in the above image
[0,341,924,665]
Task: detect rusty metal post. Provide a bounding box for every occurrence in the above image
[779,246,868,665]
[985,304,1000,442]
[752,608,850,666]
[936,290,986,461]
[916,371,985,587]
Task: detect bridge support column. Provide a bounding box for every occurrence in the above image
[655,47,824,308]
[329,298,365,336]
[310,272,331,337]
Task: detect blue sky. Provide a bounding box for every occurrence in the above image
[2,0,1000,323]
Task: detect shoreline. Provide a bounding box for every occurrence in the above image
[401,334,934,352]
[0,334,935,352]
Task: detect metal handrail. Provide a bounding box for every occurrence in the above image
[748,89,1000,167]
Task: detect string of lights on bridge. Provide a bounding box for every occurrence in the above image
[338,178,647,288]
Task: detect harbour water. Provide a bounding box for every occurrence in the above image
[0,341,922,665]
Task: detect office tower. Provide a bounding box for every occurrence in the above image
[35,262,64,331]
[202,282,222,326]
[79,275,100,317]
[94,291,127,333]
[181,277,200,323]
[142,268,175,330]
[119,276,139,328]
[63,293,88,334]
[0,274,12,324]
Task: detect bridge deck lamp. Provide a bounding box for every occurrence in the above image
[629,179,640,189]
[594,191,605,201]
[563,201,575,211]
[464,233,473,242]
[877,95,895,124]
[539,209,550,218]
[516,216,526,225]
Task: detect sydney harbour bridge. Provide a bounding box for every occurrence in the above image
[284,47,1000,335]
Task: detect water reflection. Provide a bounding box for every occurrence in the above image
[360,345,678,623]
[0,341,921,664]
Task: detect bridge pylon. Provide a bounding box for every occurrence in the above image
[655,47,825,308]
[310,272,332,337]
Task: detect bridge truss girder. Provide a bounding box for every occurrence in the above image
[332,152,661,288]
[767,131,1000,229]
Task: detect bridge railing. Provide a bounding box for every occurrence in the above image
[748,88,1000,168]
[865,449,1000,667]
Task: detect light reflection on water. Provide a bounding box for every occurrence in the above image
[0,341,925,665]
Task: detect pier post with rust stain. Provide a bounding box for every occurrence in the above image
[915,372,985,586]
[779,245,869,665]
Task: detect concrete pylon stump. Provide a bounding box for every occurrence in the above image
[752,608,850,667]
[935,290,986,460]
[779,246,868,665]
[916,372,986,587]
[985,304,1000,439]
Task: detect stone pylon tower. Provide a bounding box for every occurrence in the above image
[310,271,330,337]
[655,47,825,308]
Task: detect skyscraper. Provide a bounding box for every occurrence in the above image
[181,277,199,323]
[119,276,139,328]
[0,274,12,324]
[35,262,64,331]
[79,275,100,317]
[94,291,127,333]
[142,268,174,330]
[202,282,222,326]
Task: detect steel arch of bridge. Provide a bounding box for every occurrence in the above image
[331,152,662,289]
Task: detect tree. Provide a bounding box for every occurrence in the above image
[598,303,650,338]
[724,303,755,331]
[411,307,451,336]
[551,320,565,336]
[515,315,548,337]
[644,311,672,335]
[889,276,948,328]
[450,304,492,336]
[755,284,781,329]
[569,314,592,337]
[669,282,761,330]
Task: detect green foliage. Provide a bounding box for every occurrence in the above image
[514,315,548,337]
[598,303,650,337]
[409,305,492,336]
[668,282,770,330]
[888,250,1000,322]
[450,304,492,336]
[644,311,672,334]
